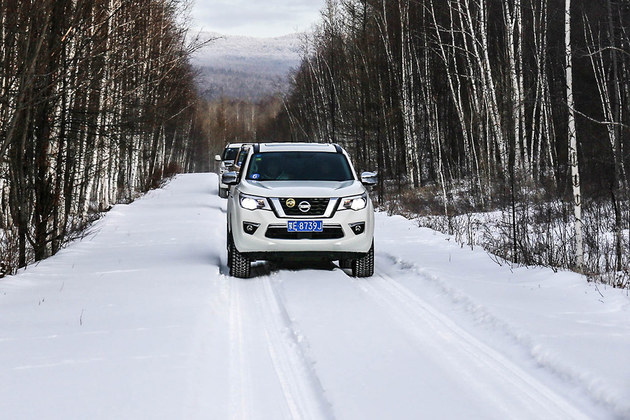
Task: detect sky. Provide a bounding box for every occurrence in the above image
[189,0,326,38]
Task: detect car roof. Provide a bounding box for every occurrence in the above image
[225,143,243,148]
[257,143,339,153]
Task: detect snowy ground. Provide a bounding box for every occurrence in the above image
[1,173,629,419]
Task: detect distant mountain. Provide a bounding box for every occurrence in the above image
[191,32,304,101]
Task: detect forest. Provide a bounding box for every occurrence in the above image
[0,0,211,275]
[2,0,629,288]
[277,0,630,287]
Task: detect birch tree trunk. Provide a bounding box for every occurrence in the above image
[505,0,529,179]
[565,0,584,271]
[530,0,556,183]
[399,0,420,187]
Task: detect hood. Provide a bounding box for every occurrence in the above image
[239,180,366,198]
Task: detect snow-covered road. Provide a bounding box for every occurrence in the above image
[1,173,628,419]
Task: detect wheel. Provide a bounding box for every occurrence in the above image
[229,241,251,278]
[352,242,374,277]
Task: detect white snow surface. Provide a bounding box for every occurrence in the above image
[1,173,629,419]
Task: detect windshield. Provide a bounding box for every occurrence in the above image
[222,147,239,161]
[245,152,354,181]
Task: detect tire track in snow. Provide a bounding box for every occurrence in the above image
[354,270,589,420]
[228,274,333,420]
[259,276,334,420]
[379,252,626,418]
[228,277,254,420]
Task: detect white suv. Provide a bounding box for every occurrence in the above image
[223,143,376,278]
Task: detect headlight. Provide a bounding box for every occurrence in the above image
[239,193,270,210]
[340,193,368,211]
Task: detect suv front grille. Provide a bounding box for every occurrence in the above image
[279,198,330,216]
[265,225,344,240]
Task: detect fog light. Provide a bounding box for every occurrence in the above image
[350,222,365,235]
[243,222,260,235]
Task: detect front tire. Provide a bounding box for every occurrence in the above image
[352,242,374,277]
[229,240,251,278]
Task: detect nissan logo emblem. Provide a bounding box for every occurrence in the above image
[298,201,311,213]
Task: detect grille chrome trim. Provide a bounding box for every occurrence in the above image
[270,198,339,218]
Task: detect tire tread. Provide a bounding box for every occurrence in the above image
[352,243,374,277]
[229,241,251,278]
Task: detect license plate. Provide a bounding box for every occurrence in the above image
[287,220,323,232]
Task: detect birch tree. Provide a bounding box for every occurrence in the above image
[565,0,584,271]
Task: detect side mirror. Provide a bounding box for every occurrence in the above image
[222,171,238,186]
[360,171,378,186]
[214,154,222,162]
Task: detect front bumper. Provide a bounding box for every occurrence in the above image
[230,201,374,260]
